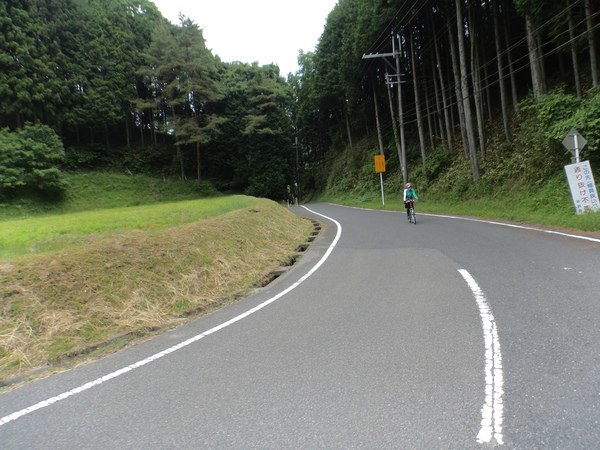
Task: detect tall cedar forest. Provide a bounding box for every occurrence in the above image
[1,0,600,202]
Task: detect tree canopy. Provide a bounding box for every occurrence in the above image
[293,0,599,182]
[1,0,598,198]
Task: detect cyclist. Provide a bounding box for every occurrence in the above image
[403,182,419,219]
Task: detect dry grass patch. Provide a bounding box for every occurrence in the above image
[0,200,314,381]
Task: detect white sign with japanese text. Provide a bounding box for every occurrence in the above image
[564,161,600,214]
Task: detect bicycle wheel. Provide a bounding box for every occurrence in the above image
[410,208,416,224]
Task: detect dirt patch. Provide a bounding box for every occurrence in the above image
[0,264,16,274]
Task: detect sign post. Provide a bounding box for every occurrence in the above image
[562,129,598,214]
[562,128,587,164]
[374,155,386,206]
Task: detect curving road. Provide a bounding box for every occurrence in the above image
[1,203,599,448]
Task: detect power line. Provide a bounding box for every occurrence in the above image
[361,0,598,119]
[299,0,599,157]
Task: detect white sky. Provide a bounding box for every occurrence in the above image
[150,0,339,76]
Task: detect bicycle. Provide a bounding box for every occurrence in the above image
[405,200,416,224]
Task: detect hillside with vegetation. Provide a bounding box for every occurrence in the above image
[294,0,600,224]
[2,0,600,221]
[1,0,295,201]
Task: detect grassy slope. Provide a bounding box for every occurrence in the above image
[0,174,314,383]
[313,130,600,234]
[0,196,258,259]
[0,172,219,218]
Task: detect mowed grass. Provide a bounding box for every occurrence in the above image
[0,193,315,383]
[0,196,255,259]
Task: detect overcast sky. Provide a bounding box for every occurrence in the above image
[149,0,339,76]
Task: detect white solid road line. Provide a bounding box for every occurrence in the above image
[459,269,504,446]
[420,212,600,244]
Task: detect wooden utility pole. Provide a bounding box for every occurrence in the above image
[385,73,402,176]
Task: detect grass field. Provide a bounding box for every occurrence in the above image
[0,176,315,384]
[0,196,255,259]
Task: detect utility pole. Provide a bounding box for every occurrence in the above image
[363,33,407,184]
[394,34,407,185]
[293,137,301,205]
[373,83,385,156]
[385,73,402,179]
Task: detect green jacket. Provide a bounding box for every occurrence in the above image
[404,188,418,201]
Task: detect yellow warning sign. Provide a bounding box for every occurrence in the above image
[374,155,386,173]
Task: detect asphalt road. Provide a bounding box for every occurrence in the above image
[1,203,599,448]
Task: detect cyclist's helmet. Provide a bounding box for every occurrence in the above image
[405,183,412,188]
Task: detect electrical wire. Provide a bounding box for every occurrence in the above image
[299,0,599,154]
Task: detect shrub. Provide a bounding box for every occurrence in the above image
[0,124,68,198]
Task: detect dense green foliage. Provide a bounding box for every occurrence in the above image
[208,63,294,198]
[1,0,599,205]
[290,0,599,210]
[0,123,67,199]
[0,0,295,200]
[517,87,600,156]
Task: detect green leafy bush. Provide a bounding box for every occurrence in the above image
[511,92,571,182]
[515,88,600,169]
[0,124,68,198]
[551,87,600,159]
